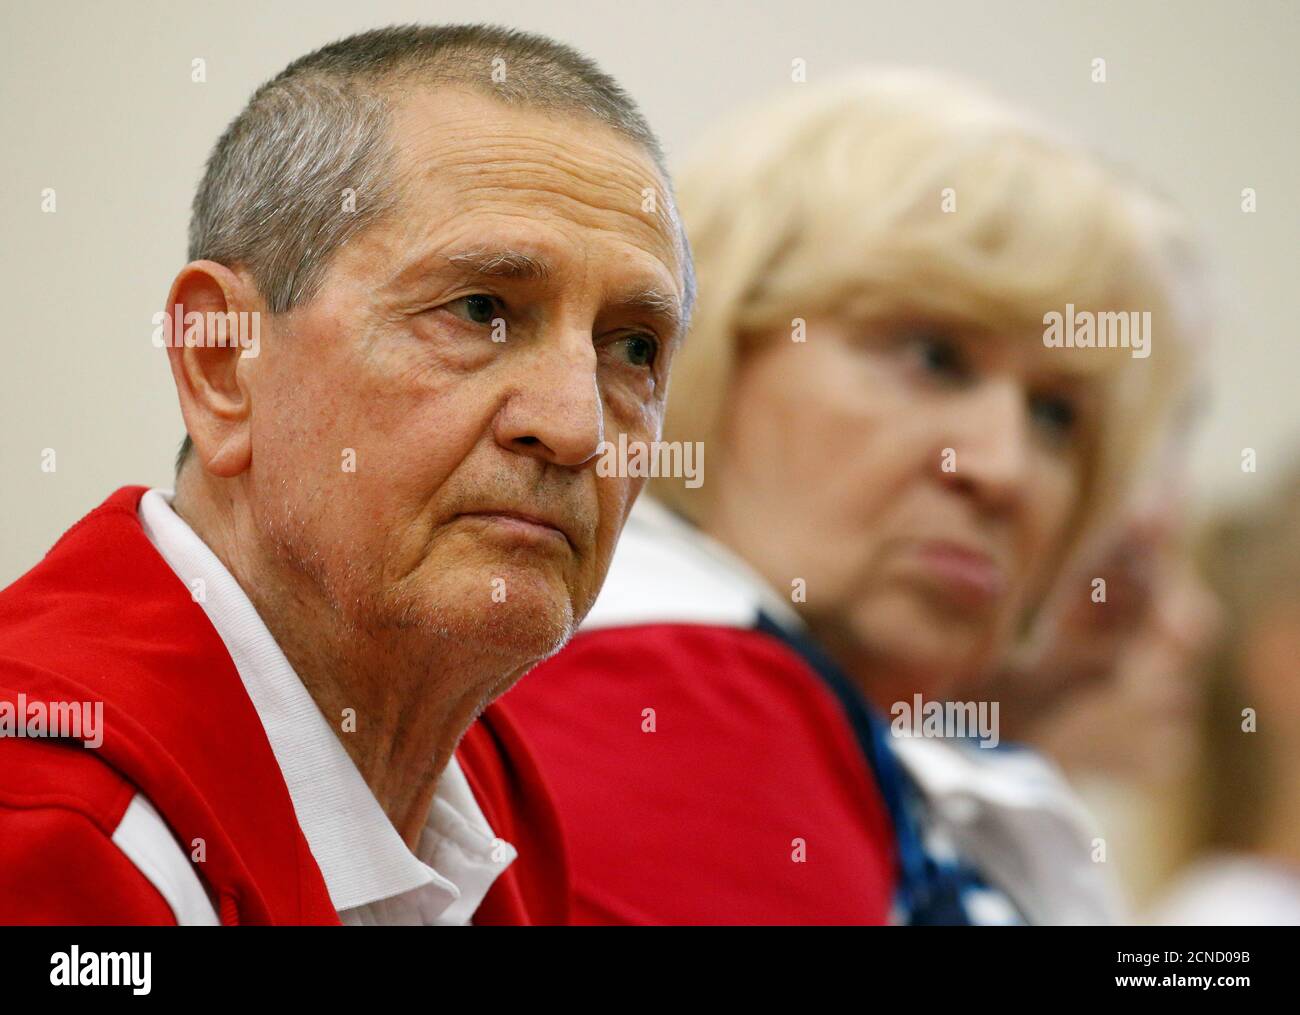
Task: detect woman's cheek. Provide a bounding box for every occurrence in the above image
[1023,456,1084,588]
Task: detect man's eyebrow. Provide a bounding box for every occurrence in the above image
[416,248,683,333]
[612,286,684,336]
[443,248,552,282]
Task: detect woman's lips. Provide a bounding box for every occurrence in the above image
[909,540,1008,606]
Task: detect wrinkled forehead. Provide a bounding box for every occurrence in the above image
[379,87,685,296]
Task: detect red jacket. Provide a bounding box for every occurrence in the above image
[0,486,567,925]
[502,500,898,924]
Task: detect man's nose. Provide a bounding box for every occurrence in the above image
[494,334,604,468]
[940,379,1030,513]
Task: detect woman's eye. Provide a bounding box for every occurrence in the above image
[907,333,969,383]
[443,294,501,326]
[1030,393,1078,440]
[610,333,659,369]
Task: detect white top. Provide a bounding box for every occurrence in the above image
[890,735,1127,925]
[120,487,515,925]
[1151,854,1300,925]
[581,495,805,633]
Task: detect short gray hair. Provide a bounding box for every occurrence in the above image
[177,23,694,471]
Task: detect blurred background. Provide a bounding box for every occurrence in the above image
[1,0,1296,920]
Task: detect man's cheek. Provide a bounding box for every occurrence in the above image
[587,477,632,552]
[643,388,668,433]
[592,472,640,543]
[623,472,648,508]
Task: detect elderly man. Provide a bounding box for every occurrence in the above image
[0,24,691,925]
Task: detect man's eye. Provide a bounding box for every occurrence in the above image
[443,294,501,326]
[610,333,659,369]
[907,333,969,383]
[1030,393,1078,440]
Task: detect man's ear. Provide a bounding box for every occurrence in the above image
[161,261,262,478]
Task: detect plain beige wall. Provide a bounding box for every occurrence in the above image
[2,0,1297,583]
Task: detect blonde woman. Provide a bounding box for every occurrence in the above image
[506,69,1205,924]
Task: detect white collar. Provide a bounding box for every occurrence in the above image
[582,496,807,634]
[891,736,1126,925]
[138,487,515,924]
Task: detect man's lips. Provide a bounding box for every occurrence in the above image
[455,510,575,550]
[908,540,1008,606]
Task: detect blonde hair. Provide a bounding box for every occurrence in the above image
[653,68,1207,561]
